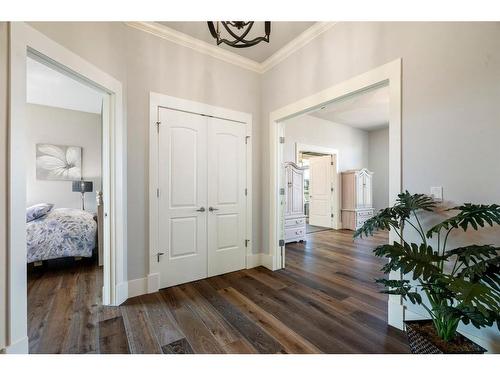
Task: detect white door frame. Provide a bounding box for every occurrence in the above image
[7,22,127,353]
[268,59,403,329]
[148,93,252,293]
[295,143,340,229]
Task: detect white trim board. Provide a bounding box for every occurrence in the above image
[148,93,254,290]
[126,22,336,74]
[7,22,127,353]
[268,59,403,328]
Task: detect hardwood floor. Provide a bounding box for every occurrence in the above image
[27,229,410,354]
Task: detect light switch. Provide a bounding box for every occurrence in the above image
[430,186,443,201]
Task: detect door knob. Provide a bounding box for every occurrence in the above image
[209,206,219,212]
[156,252,165,262]
[196,207,206,212]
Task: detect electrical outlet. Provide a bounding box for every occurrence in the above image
[430,186,443,201]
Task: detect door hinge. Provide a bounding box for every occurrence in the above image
[156,121,161,133]
[330,161,334,165]
[156,188,160,198]
[331,213,334,218]
[279,239,285,247]
[245,239,250,248]
[331,187,334,192]
[245,135,250,144]
[244,188,248,196]
[279,188,285,195]
[279,136,285,144]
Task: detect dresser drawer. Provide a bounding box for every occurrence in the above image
[285,226,305,239]
[285,217,306,227]
[357,209,374,219]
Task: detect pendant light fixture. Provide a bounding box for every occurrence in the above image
[207,21,271,48]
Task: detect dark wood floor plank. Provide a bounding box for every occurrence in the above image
[121,296,162,354]
[177,283,244,348]
[192,279,284,354]
[99,316,130,354]
[139,292,185,347]
[28,229,409,354]
[160,286,224,354]
[219,286,321,353]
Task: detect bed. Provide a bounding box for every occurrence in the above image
[27,207,97,263]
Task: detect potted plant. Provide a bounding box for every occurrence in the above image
[354,191,500,354]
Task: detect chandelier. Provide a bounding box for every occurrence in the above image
[207,21,271,48]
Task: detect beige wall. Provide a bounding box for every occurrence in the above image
[26,104,102,212]
[368,127,389,212]
[0,22,8,351]
[28,22,262,281]
[261,22,500,350]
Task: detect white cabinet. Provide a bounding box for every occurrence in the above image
[341,168,374,230]
[284,162,306,243]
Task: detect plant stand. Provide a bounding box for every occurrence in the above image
[405,320,486,354]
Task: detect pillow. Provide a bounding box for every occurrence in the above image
[26,203,54,222]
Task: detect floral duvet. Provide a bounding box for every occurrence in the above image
[27,208,97,263]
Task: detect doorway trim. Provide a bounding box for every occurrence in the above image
[7,22,127,353]
[268,59,403,329]
[148,93,253,293]
[295,143,340,230]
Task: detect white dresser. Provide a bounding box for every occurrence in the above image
[341,168,374,231]
[284,162,307,243]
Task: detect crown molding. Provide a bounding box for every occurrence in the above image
[126,21,262,73]
[260,22,337,73]
[126,21,337,74]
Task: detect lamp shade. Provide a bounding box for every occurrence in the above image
[72,180,93,193]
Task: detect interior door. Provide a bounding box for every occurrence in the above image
[309,155,333,228]
[207,117,246,277]
[157,107,208,288]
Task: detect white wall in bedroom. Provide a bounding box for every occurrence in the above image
[283,114,369,170]
[26,103,102,213]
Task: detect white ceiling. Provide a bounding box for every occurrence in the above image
[27,56,105,114]
[157,21,316,63]
[310,85,390,130]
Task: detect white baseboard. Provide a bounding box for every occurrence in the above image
[127,273,159,299]
[5,336,29,354]
[115,281,129,306]
[147,273,160,293]
[246,253,274,270]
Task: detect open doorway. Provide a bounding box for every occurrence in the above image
[6,23,126,354]
[281,83,390,258]
[269,60,403,328]
[25,53,107,353]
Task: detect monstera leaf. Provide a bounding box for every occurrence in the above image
[354,207,399,238]
[375,278,422,304]
[394,191,436,219]
[447,278,500,315]
[427,204,500,237]
[457,256,500,289]
[374,242,445,280]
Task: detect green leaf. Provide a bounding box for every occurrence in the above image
[447,278,500,314]
[427,204,500,238]
[395,191,436,219]
[446,245,500,267]
[354,207,399,238]
[373,242,444,280]
[457,256,500,290]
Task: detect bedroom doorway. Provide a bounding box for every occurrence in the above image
[24,53,107,353]
[7,23,126,353]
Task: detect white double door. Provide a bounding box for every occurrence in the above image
[157,107,247,289]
